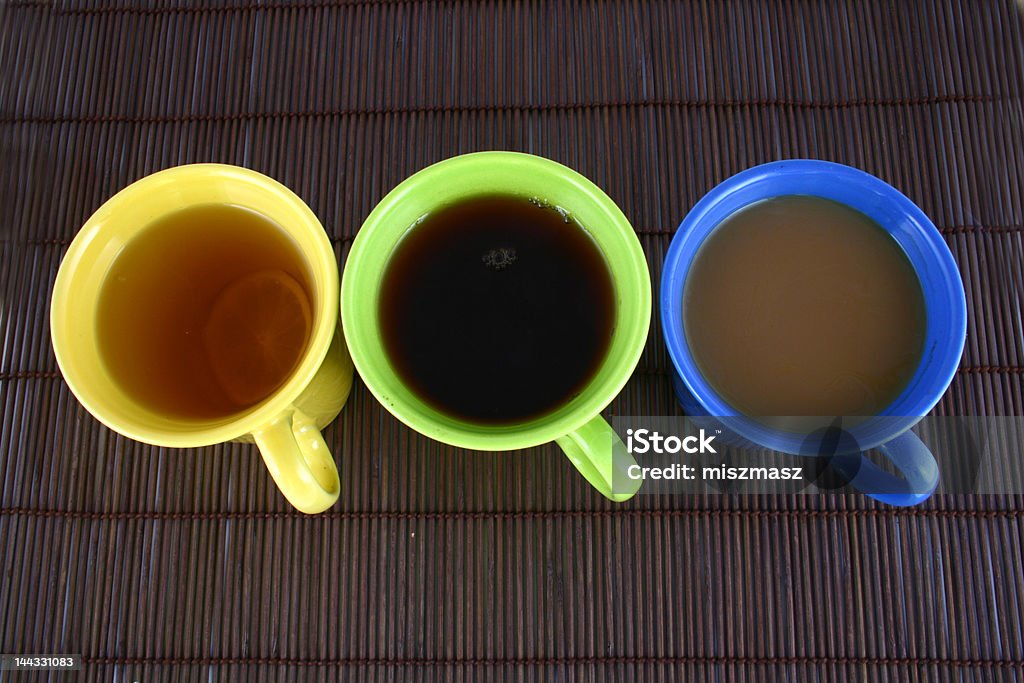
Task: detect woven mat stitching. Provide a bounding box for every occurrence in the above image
[5,0,1023,26]
[11,225,1024,248]
[2,508,1022,521]
[11,0,537,13]
[4,367,1022,381]
[75,655,1024,668]
[0,95,1003,126]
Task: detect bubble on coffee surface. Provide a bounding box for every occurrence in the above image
[482,246,517,270]
[527,197,573,224]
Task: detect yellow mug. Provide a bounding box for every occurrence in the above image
[50,164,353,514]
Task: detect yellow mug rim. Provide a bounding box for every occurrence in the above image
[50,164,339,448]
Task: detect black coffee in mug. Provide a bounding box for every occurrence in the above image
[379,194,616,424]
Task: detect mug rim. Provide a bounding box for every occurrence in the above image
[341,151,652,451]
[659,159,968,452]
[50,163,339,447]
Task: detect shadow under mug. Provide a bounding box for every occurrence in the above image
[660,160,967,506]
[341,152,651,501]
[51,164,354,514]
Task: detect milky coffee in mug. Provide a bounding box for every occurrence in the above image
[683,194,927,421]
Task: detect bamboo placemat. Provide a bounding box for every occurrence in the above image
[2,1,1023,680]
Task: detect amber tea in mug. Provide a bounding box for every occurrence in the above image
[96,203,316,421]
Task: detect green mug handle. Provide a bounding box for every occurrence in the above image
[556,415,642,502]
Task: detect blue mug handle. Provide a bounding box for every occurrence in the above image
[841,431,939,506]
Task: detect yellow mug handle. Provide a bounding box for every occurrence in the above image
[252,408,340,514]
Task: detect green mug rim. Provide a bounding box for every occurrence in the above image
[340,151,651,451]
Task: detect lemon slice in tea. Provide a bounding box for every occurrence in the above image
[203,269,313,408]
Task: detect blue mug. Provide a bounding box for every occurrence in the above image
[660,160,967,506]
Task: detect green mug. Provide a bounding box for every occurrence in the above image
[341,152,651,501]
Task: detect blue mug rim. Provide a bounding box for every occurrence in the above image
[659,159,968,453]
